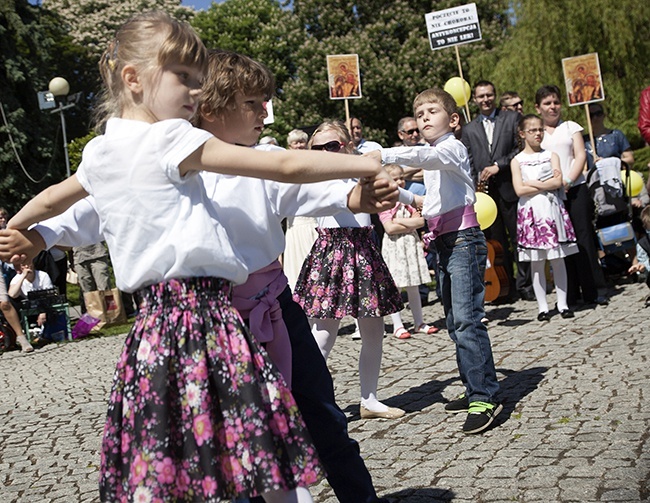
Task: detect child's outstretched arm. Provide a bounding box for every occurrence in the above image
[7,176,88,231]
[182,137,382,183]
[347,171,400,213]
[0,228,46,265]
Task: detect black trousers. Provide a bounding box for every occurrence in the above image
[249,287,381,503]
[563,183,607,304]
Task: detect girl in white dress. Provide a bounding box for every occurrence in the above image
[379,164,438,339]
[511,115,578,321]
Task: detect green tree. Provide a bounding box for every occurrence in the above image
[275,0,512,145]
[488,0,650,148]
[192,0,301,89]
[0,0,88,211]
[42,0,192,58]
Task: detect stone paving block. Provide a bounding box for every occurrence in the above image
[2,282,649,501]
[558,477,602,500]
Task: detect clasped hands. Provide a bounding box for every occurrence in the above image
[0,227,47,267]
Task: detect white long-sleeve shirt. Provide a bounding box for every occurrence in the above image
[381,133,475,219]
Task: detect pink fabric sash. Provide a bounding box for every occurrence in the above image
[231,260,292,386]
[423,204,480,247]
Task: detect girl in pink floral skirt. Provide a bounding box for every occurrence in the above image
[293,120,406,420]
[511,114,579,322]
[5,12,387,503]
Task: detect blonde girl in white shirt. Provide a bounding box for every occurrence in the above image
[5,11,387,503]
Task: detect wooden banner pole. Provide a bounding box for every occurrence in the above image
[455,45,471,120]
[345,98,350,126]
[584,103,596,175]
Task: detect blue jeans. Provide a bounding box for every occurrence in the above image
[435,227,499,404]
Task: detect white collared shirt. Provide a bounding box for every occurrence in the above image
[381,133,475,219]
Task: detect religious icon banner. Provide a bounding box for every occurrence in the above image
[561,53,605,106]
[327,54,362,100]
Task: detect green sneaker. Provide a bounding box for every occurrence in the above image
[462,401,503,434]
[444,393,469,414]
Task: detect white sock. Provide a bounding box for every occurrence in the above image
[531,260,549,313]
[550,257,569,311]
[357,317,387,412]
[390,311,404,331]
[309,318,340,361]
[262,486,313,503]
[405,285,424,327]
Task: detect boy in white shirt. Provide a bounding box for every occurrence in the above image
[367,88,502,434]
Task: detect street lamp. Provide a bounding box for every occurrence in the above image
[37,77,80,179]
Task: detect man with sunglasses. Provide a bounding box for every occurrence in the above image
[500,91,524,114]
[396,117,434,304]
[396,116,426,195]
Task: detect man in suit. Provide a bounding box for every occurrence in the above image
[461,80,533,302]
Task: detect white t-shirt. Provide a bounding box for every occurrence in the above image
[37,144,357,276]
[540,120,586,186]
[381,133,475,219]
[201,144,354,271]
[10,270,54,299]
[75,118,248,292]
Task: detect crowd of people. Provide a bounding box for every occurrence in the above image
[0,9,649,503]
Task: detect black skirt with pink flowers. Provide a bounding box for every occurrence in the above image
[293,226,403,319]
[99,277,323,502]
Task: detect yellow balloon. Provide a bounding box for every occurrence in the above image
[444,77,471,107]
[474,192,497,230]
[621,170,644,198]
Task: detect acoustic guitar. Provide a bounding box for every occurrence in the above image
[476,180,510,302]
[484,239,510,302]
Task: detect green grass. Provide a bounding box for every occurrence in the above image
[65,282,134,337]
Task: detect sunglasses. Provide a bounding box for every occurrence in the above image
[311,140,346,152]
[401,128,419,135]
[510,100,523,108]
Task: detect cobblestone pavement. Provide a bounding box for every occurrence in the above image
[1,281,649,502]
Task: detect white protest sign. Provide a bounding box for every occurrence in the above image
[425,3,481,51]
[263,99,274,125]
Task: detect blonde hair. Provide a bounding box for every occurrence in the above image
[95,10,207,129]
[413,88,458,117]
[308,120,355,153]
[200,49,275,119]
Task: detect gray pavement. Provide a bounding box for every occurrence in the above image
[1,281,649,502]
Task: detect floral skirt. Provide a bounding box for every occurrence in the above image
[517,193,579,262]
[99,277,322,502]
[293,227,403,319]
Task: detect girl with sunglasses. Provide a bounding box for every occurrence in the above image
[293,120,406,420]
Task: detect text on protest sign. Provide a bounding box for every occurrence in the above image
[425,3,482,51]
